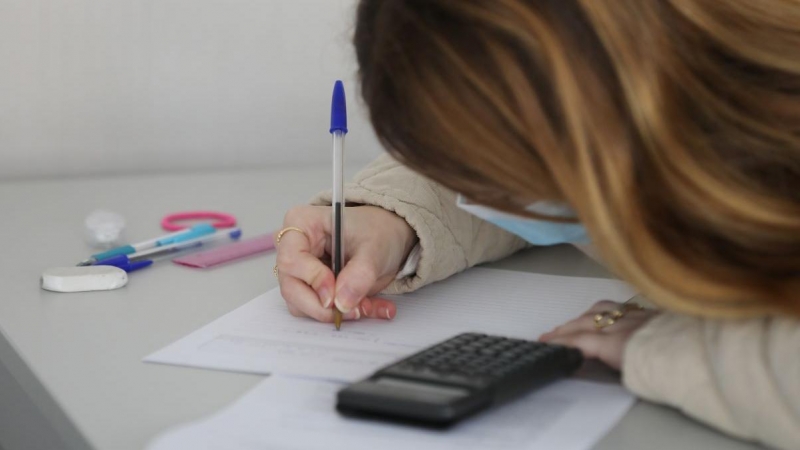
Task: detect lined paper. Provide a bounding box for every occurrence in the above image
[145,268,635,382]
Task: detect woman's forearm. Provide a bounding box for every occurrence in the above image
[623,313,800,450]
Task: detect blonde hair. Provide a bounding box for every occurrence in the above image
[355,0,800,318]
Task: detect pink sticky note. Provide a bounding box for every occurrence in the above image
[173,233,275,268]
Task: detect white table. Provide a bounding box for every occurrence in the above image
[0,165,763,450]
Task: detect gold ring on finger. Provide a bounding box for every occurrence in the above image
[276,227,308,246]
[594,309,625,329]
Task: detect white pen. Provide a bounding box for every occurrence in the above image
[128,228,242,261]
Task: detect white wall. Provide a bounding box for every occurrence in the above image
[0,0,382,180]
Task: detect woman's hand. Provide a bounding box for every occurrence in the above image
[539,300,660,370]
[274,205,417,323]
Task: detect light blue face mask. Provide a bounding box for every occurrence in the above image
[456,195,590,245]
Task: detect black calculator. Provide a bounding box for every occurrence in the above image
[336,333,583,427]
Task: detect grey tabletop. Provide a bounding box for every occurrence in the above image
[0,165,762,450]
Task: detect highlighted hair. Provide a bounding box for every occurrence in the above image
[354,0,800,318]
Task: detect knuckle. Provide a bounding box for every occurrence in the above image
[276,252,298,270]
[283,206,308,225]
[594,299,617,308]
[349,263,377,284]
[583,309,600,319]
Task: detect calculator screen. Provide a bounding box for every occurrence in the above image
[375,377,470,402]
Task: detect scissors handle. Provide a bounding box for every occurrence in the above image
[161,211,237,232]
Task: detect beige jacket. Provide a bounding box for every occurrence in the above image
[313,154,800,449]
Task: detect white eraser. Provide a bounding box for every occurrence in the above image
[41,266,128,293]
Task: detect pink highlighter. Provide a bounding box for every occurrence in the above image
[172,233,275,268]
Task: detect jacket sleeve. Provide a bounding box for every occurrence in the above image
[310,154,528,294]
[623,312,800,450]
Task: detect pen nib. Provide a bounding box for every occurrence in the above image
[334,309,342,331]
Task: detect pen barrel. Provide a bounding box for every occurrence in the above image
[155,223,216,246]
[129,228,241,261]
[89,223,217,263]
[332,131,345,277]
[91,245,136,261]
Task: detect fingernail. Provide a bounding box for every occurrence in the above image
[319,288,333,309]
[360,302,372,317]
[334,297,352,314]
[344,308,360,321]
[334,286,357,313]
[379,307,393,320]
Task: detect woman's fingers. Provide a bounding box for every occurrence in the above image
[276,235,398,321]
[545,332,625,369]
[540,308,651,341]
[586,299,624,314]
[279,276,359,322]
[275,221,397,321]
[286,303,303,318]
[279,276,333,322]
[358,297,397,320]
[274,208,336,308]
[275,237,336,308]
[280,207,331,258]
[539,312,596,339]
[547,332,614,360]
[276,204,413,323]
[539,300,661,370]
[539,300,620,340]
[333,253,382,313]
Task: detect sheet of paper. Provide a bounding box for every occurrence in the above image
[145,268,635,381]
[147,376,635,450]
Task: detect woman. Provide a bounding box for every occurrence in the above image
[274,1,800,447]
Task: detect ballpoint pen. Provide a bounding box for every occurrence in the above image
[94,228,242,272]
[330,80,347,331]
[77,223,217,266]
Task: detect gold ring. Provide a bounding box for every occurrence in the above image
[273,264,279,278]
[276,227,307,246]
[594,310,620,329]
[594,302,645,329]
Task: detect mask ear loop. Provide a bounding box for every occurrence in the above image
[161,211,237,231]
[457,194,580,222]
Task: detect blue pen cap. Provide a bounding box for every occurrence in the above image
[329,80,348,134]
[94,254,151,272]
[125,260,153,273]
